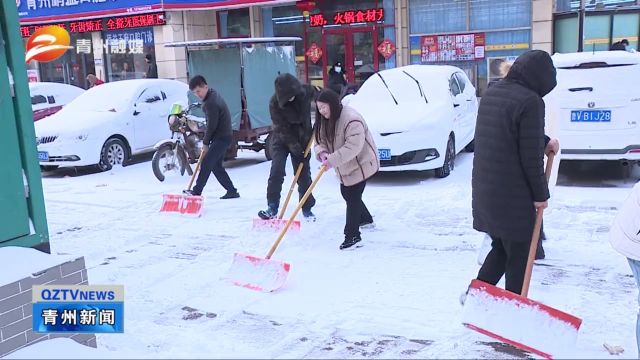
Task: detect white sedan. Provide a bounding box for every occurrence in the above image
[35,79,189,171]
[345,65,478,177]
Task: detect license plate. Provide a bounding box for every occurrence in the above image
[378,149,391,160]
[38,151,49,161]
[571,110,611,122]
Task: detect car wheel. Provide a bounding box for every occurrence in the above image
[465,139,475,153]
[264,133,273,161]
[40,165,59,172]
[97,138,129,172]
[435,135,455,178]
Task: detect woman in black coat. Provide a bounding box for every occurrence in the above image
[472,50,559,295]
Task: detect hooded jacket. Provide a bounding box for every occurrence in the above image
[472,50,557,242]
[269,73,317,154]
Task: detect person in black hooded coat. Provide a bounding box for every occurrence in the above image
[472,50,559,295]
[258,73,319,220]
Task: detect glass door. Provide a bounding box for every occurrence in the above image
[321,27,376,88]
[351,29,375,86]
[322,30,347,90]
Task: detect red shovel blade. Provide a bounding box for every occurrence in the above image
[160,194,203,217]
[226,252,291,292]
[461,279,582,359]
[252,218,301,232]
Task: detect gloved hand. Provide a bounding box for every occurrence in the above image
[319,152,331,169]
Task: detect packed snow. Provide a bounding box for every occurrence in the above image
[0,246,75,285]
[19,151,640,359]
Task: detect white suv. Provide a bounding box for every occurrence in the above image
[548,51,640,161]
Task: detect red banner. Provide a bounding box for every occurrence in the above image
[421,32,486,63]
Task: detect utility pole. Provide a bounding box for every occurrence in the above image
[577,0,586,52]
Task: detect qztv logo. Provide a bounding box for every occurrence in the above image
[25,25,73,64]
[32,285,124,334]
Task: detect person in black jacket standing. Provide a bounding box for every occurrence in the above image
[472,50,559,295]
[258,73,317,220]
[184,75,239,199]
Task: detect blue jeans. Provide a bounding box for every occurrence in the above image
[628,258,640,357]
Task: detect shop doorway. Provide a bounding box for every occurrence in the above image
[322,26,377,89]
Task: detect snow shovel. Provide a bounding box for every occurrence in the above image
[229,165,327,292]
[160,150,205,217]
[461,153,583,359]
[252,138,315,232]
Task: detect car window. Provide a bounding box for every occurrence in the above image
[455,73,466,93]
[137,88,163,104]
[31,95,47,105]
[47,96,56,104]
[449,75,461,96]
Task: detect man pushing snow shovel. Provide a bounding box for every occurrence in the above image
[183,75,240,200]
[466,50,560,299]
[258,73,319,221]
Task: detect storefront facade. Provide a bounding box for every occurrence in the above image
[18,1,167,89]
[18,0,555,94]
[554,0,640,53]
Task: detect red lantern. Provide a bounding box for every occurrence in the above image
[296,0,316,17]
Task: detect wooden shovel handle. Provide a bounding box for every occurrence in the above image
[278,138,315,219]
[186,149,205,191]
[521,152,555,298]
[266,165,327,259]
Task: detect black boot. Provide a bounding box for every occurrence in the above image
[258,204,278,220]
[339,235,362,250]
[220,190,240,199]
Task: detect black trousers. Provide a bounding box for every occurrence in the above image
[477,236,530,295]
[266,141,315,210]
[193,137,236,194]
[340,180,373,238]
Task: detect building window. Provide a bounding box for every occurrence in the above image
[409,0,467,34]
[219,8,251,38]
[556,0,638,12]
[613,13,640,50]
[35,32,95,88]
[554,16,579,53]
[469,0,531,30]
[263,5,305,57]
[103,27,156,82]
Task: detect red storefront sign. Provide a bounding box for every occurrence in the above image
[306,42,323,64]
[377,39,396,59]
[20,12,165,38]
[420,32,486,63]
[309,8,384,27]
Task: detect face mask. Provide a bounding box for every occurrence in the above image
[335,66,341,73]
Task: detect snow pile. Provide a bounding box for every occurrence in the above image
[4,338,113,359]
[0,246,75,286]
[461,286,581,358]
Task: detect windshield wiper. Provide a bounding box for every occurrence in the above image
[402,70,428,104]
[376,73,398,105]
[569,87,593,92]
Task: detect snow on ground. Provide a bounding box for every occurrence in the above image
[31,151,640,359]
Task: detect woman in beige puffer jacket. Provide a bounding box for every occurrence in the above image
[313,90,380,250]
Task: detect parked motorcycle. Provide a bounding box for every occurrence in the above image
[151,102,206,182]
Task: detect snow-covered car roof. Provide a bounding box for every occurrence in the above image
[28,81,84,92]
[62,79,187,113]
[552,51,640,68]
